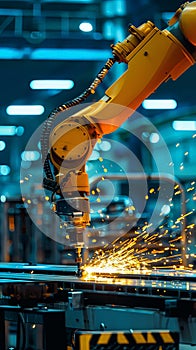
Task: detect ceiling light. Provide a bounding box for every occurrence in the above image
[149,133,160,143]
[99,141,112,151]
[21,151,40,161]
[16,126,24,136]
[0,48,23,59]
[0,126,17,136]
[43,0,93,2]
[79,22,93,32]
[172,120,196,131]
[30,80,74,90]
[0,126,24,136]
[0,165,10,176]
[31,49,110,61]
[6,105,45,115]
[0,195,6,202]
[0,141,6,151]
[160,204,171,216]
[142,99,177,110]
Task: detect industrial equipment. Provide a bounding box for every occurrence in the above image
[1,2,196,349]
[41,1,196,267]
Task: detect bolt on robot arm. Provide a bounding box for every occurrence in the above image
[41,2,196,264]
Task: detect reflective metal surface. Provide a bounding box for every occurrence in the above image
[0,263,196,299]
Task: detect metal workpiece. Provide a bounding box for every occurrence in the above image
[0,263,196,346]
[1,263,196,299]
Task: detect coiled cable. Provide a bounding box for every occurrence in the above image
[41,57,116,189]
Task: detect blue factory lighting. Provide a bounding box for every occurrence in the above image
[99,140,112,151]
[0,165,10,176]
[0,141,6,151]
[160,204,171,216]
[31,49,111,61]
[16,126,24,136]
[172,120,196,131]
[0,48,111,60]
[0,126,17,136]
[30,80,74,90]
[0,48,23,59]
[45,0,93,2]
[79,22,93,32]
[21,151,40,161]
[149,133,160,144]
[142,99,177,110]
[0,195,6,202]
[6,105,45,115]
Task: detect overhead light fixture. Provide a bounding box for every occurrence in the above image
[0,140,6,151]
[6,105,45,115]
[31,48,111,61]
[42,0,93,2]
[0,195,6,202]
[160,204,171,216]
[0,47,111,60]
[0,126,24,136]
[21,151,40,161]
[16,126,24,136]
[142,99,177,110]
[30,80,74,90]
[99,140,112,151]
[0,165,10,176]
[0,48,23,59]
[172,120,196,131]
[0,126,17,136]
[149,132,160,143]
[79,22,93,32]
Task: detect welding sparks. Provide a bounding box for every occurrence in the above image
[83,223,184,278]
[176,211,194,223]
[83,175,196,279]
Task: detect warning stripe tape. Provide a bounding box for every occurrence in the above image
[75,330,179,350]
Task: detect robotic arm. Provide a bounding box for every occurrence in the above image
[41,2,196,265]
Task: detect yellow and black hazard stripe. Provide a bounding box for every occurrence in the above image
[74,330,179,350]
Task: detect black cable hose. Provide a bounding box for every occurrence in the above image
[40,57,116,188]
[16,312,26,350]
[16,314,20,350]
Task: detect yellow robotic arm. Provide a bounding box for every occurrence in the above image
[42,2,196,263]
